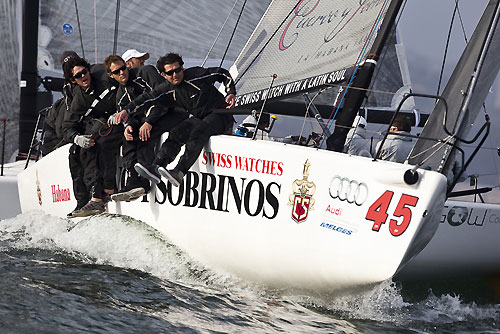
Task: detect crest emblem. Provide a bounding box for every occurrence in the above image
[288,160,316,223]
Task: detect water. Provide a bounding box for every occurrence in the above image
[1,211,498,333]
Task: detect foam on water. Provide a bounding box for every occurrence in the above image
[0,210,249,292]
[1,210,499,332]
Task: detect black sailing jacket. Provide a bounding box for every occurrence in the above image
[116,65,166,127]
[124,66,236,119]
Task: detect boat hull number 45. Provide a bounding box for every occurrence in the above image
[365,190,419,236]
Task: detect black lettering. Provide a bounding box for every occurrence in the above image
[154,181,167,204]
[167,182,183,206]
[263,182,280,219]
[184,172,199,207]
[226,176,245,213]
[199,172,217,210]
[216,175,229,212]
[244,179,264,217]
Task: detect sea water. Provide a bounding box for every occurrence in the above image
[0,211,498,334]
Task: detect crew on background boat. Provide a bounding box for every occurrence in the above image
[104,54,187,201]
[122,49,150,69]
[117,53,236,187]
[343,115,372,157]
[62,56,122,217]
[375,115,414,163]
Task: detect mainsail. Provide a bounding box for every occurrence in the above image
[38,0,271,70]
[231,0,392,108]
[408,0,500,178]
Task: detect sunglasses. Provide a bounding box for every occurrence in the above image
[110,64,127,75]
[72,68,88,80]
[164,67,182,76]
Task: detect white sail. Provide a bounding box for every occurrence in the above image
[231,0,392,107]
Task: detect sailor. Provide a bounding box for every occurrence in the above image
[103,54,187,201]
[62,56,122,217]
[121,49,150,69]
[343,115,372,157]
[116,53,236,187]
[375,115,414,163]
[41,51,100,218]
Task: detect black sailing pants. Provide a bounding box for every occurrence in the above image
[154,112,233,173]
[68,144,96,207]
[121,111,188,169]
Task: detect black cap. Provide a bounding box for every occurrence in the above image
[59,50,79,65]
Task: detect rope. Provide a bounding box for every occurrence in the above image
[220,0,247,68]
[74,0,85,58]
[113,0,121,55]
[202,0,240,67]
[298,89,323,141]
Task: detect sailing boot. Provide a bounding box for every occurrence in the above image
[111,168,147,201]
[158,167,184,187]
[67,200,88,218]
[71,199,106,217]
[134,163,161,185]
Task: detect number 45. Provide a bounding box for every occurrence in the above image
[365,190,419,236]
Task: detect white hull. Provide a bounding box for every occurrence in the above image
[16,135,446,291]
[397,200,500,279]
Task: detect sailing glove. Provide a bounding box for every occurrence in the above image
[107,113,118,125]
[74,134,93,148]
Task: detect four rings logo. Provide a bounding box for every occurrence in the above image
[328,176,368,206]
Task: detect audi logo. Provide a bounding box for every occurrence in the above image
[329,176,368,206]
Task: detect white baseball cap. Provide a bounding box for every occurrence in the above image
[121,49,150,62]
[353,115,367,127]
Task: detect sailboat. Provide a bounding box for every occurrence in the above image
[10,0,500,291]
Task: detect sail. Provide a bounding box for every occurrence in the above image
[37,0,271,71]
[408,0,500,175]
[0,0,20,161]
[231,0,392,108]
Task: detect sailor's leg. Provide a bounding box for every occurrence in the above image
[175,113,229,174]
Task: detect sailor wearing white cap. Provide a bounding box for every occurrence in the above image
[121,49,150,68]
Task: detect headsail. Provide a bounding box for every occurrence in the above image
[231,0,393,108]
[408,0,500,177]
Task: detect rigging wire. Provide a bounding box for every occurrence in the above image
[363,0,408,110]
[220,0,248,68]
[202,0,240,67]
[320,0,392,145]
[436,1,460,98]
[74,0,85,58]
[112,0,121,55]
[93,0,98,64]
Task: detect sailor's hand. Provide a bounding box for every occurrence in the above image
[107,113,117,125]
[225,94,236,109]
[115,110,129,124]
[74,134,94,148]
[124,125,134,141]
[139,122,152,141]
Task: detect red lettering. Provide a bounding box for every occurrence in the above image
[277,162,283,176]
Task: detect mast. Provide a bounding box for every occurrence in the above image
[18,0,39,160]
[326,0,404,152]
